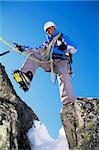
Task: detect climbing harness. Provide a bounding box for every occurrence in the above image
[66,53,74,76]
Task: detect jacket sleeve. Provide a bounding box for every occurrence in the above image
[22,45,31,50]
[22,42,47,54]
[61,34,77,54]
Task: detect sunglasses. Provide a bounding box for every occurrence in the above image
[46,27,51,33]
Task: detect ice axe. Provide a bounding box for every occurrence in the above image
[0,50,10,56]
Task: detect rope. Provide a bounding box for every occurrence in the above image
[0,36,59,83]
[43,33,62,83]
[43,33,61,60]
[0,37,45,63]
[49,55,55,83]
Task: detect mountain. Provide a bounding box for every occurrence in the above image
[0,63,39,150]
[0,62,99,150]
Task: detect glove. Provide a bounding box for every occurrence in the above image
[15,45,24,52]
[70,48,77,54]
[13,42,24,52]
[67,45,77,54]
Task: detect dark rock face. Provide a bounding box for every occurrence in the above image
[0,62,99,150]
[60,98,99,150]
[0,98,18,150]
[0,63,39,150]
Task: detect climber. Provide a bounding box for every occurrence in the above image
[13,21,77,105]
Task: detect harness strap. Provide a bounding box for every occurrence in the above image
[43,33,62,83]
[43,33,62,60]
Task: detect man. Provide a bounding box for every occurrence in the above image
[13,21,77,105]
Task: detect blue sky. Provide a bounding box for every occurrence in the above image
[0,1,99,138]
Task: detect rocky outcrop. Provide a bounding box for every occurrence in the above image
[60,98,99,150]
[0,63,39,150]
[0,62,99,150]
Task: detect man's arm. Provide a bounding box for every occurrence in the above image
[61,34,77,54]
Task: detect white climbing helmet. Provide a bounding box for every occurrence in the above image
[44,21,56,32]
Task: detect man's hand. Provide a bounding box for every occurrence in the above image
[67,45,77,54]
[13,42,24,52]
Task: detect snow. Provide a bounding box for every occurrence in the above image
[27,120,69,150]
[77,97,95,99]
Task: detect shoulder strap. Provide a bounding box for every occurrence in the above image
[43,33,62,59]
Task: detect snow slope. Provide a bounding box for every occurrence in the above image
[27,120,69,150]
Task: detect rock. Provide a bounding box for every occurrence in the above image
[0,62,99,150]
[60,98,99,150]
[0,98,18,150]
[0,63,39,150]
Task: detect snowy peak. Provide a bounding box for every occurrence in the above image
[27,120,69,150]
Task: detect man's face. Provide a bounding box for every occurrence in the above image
[46,26,55,36]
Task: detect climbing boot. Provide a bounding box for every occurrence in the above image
[13,70,33,92]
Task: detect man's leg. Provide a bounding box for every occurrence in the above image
[13,48,43,91]
[21,52,38,76]
[56,60,76,104]
[13,47,51,91]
